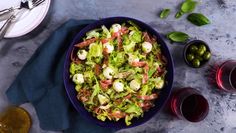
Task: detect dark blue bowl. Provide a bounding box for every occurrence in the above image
[63,17,174,129]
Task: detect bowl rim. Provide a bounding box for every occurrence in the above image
[183,40,211,68]
[63,16,174,129]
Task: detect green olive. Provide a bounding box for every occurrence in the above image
[203,51,211,60]
[189,45,198,53]
[187,54,195,61]
[198,44,207,52]
[195,55,203,61]
[196,48,205,56]
[192,59,201,67]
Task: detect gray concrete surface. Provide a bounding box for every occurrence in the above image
[0,0,236,133]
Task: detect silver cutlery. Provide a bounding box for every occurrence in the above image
[0,0,45,18]
[0,0,45,40]
[0,14,15,40]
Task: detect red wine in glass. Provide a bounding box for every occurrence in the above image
[216,60,236,93]
[170,88,209,122]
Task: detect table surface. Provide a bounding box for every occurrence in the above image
[0,0,236,133]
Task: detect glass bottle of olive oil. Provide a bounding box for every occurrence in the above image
[0,106,31,133]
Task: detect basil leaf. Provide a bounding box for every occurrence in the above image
[187,13,211,26]
[175,11,184,19]
[160,9,171,19]
[167,32,189,43]
[181,0,198,13]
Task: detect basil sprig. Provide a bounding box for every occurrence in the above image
[167,32,189,43]
[175,0,197,19]
[187,13,211,26]
[160,9,171,19]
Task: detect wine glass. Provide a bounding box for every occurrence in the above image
[170,87,209,122]
[215,60,236,93]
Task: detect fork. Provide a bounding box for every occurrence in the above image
[0,0,45,40]
[0,0,45,18]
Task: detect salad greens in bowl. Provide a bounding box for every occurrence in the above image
[64,17,174,129]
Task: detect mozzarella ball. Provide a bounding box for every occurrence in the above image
[72,74,84,84]
[130,79,141,91]
[142,41,152,53]
[103,67,114,79]
[103,42,114,53]
[111,24,122,33]
[77,50,88,60]
[113,80,124,92]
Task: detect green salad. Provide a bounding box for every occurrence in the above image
[69,21,167,126]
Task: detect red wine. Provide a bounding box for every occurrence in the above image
[182,94,209,122]
[216,60,236,92]
[170,88,209,122]
[230,68,236,89]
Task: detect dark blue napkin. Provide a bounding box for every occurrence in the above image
[6,19,116,133]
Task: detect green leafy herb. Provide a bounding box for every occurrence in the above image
[181,0,198,13]
[187,13,211,26]
[167,31,189,43]
[175,11,184,19]
[175,0,197,19]
[160,9,171,19]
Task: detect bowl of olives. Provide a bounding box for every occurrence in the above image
[184,40,211,68]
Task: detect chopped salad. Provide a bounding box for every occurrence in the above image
[69,21,167,126]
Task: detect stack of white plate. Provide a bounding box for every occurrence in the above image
[0,0,51,38]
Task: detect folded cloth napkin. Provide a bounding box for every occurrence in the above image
[6,19,116,133]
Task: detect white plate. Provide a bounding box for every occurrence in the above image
[0,0,51,38]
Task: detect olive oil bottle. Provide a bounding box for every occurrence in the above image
[0,106,31,133]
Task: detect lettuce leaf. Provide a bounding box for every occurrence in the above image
[130,31,142,43]
[148,61,161,78]
[152,42,161,54]
[87,42,103,63]
[125,114,134,126]
[125,85,136,93]
[89,42,103,57]
[122,34,131,46]
[84,70,95,84]
[101,25,111,38]
[125,104,143,116]
[128,21,141,31]
[113,92,130,99]
[96,110,111,121]
[140,84,149,96]
[134,50,146,60]
[88,77,101,104]
[123,41,136,52]
[69,63,83,75]
[149,77,164,89]
[75,84,82,92]
[109,51,126,67]
[86,29,100,39]
[97,114,106,121]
